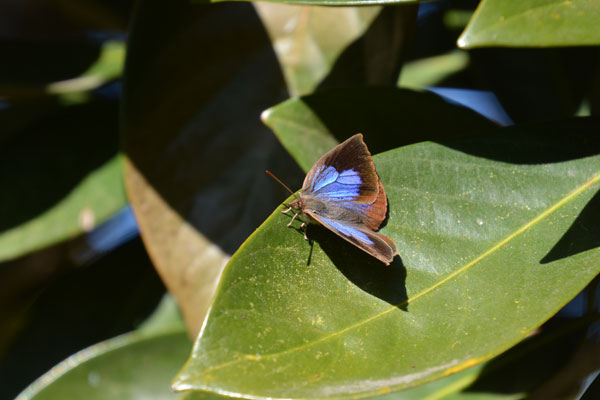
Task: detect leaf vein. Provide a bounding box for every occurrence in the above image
[197,171,600,377]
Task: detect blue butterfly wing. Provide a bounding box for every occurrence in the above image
[302,134,388,230]
[302,134,380,204]
[307,213,397,265]
[309,165,364,201]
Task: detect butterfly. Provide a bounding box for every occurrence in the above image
[268,133,398,265]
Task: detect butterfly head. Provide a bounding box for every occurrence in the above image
[285,197,304,213]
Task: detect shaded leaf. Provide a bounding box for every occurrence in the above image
[0,102,126,262]
[398,51,469,89]
[256,3,417,96]
[0,237,165,398]
[17,296,189,400]
[122,0,301,335]
[261,86,496,172]
[458,0,600,48]
[0,1,131,101]
[174,118,600,399]
[47,40,126,104]
[468,47,600,123]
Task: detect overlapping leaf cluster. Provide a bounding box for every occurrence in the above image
[4,0,600,399]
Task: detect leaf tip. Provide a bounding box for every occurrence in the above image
[260,108,273,125]
[456,33,469,49]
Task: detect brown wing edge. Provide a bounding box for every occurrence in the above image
[364,180,388,231]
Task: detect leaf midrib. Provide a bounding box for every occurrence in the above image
[195,171,600,377]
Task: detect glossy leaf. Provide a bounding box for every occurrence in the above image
[261,86,496,172]
[17,296,190,400]
[1,237,165,398]
[174,118,600,399]
[458,0,600,48]
[255,4,415,96]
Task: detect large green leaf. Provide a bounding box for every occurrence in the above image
[174,118,600,399]
[1,237,166,397]
[261,87,496,172]
[255,4,415,96]
[458,0,600,48]
[16,296,191,400]
[122,0,302,335]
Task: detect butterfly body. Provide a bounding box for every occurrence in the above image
[283,134,398,265]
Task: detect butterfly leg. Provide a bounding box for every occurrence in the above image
[287,212,299,227]
[282,206,292,214]
[301,222,308,241]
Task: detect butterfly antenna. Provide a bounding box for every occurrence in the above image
[266,170,295,196]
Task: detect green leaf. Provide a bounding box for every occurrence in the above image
[173,118,600,399]
[255,4,416,96]
[122,0,301,335]
[458,0,600,48]
[17,332,191,400]
[0,102,126,262]
[17,295,191,400]
[255,4,380,96]
[197,0,419,7]
[14,295,206,400]
[398,51,469,89]
[261,87,496,172]
[47,40,126,104]
[0,155,124,261]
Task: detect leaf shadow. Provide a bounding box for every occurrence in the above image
[541,191,600,264]
[307,224,408,311]
[123,0,303,256]
[301,86,496,155]
[462,316,589,398]
[440,117,600,164]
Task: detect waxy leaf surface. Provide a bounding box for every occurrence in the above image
[174,118,600,399]
[459,0,600,48]
[18,296,190,400]
[255,4,415,96]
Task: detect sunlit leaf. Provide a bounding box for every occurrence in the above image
[255,4,415,96]
[458,0,600,48]
[174,118,600,399]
